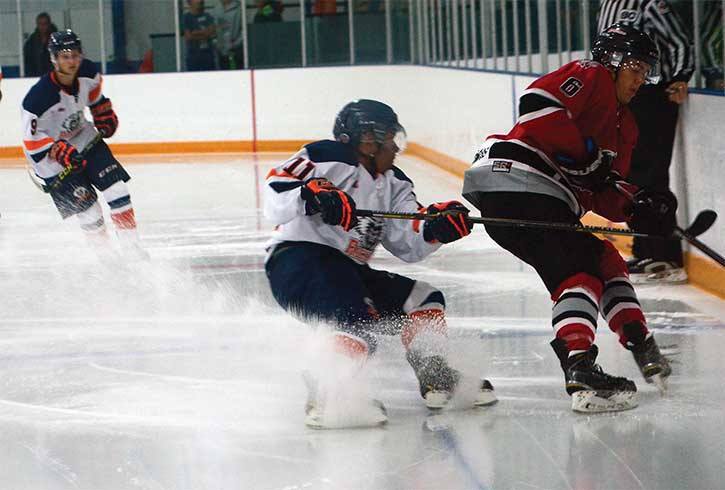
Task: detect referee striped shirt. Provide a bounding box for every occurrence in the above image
[597,0,694,84]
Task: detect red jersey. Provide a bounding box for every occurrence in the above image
[488,60,639,221]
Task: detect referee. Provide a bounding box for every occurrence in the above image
[597,0,694,284]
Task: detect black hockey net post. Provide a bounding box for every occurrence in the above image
[356,209,723,266]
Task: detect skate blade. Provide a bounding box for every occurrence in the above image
[630,270,688,285]
[305,411,388,429]
[425,391,452,410]
[473,389,498,407]
[571,390,638,413]
[651,374,668,395]
[305,400,388,430]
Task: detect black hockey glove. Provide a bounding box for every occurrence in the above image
[555,137,615,192]
[90,97,118,138]
[627,189,678,237]
[49,139,86,170]
[301,178,357,231]
[423,201,472,243]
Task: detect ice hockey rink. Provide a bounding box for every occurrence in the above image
[1,153,724,490]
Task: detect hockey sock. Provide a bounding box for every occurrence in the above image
[103,181,137,231]
[598,241,649,346]
[401,281,448,358]
[551,273,602,352]
[332,332,369,361]
[76,200,105,233]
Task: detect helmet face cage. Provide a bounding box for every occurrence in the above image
[594,49,661,84]
[334,100,407,153]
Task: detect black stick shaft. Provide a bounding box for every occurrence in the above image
[355,209,657,238]
[674,227,725,267]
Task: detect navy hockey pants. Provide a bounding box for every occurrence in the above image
[46,140,130,219]
[265,241,419,354]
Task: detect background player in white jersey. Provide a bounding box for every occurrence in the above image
[21,30,145,260]
[264,99,496,428]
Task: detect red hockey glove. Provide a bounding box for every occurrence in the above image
[627,189,678,237]
[423,201,472,243]
[555,137,615,192]
[301,178,357,231]
[90,97,118,138]
[49,139,86,170]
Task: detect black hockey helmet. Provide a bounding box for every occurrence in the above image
[333,99,406,151]
[592,23,660,83]
[48,29,82,57]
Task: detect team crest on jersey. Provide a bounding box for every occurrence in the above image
[560,77,583,97]
[346,217,385,263]
[491,160,512,173]
[618,9,641,23]
[60,111,83,138]
[73,186,92,201]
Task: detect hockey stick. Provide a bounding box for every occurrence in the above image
[673,221,725,267]
[27,132,104,193]
[355,209,718,240]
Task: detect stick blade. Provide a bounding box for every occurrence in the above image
[685,210,717,237]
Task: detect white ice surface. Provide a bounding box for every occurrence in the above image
[1,153,724,490]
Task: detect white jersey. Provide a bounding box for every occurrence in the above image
[21,59,104,178]
[265,140,441,264]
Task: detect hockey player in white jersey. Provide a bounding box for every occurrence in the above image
[21,30,144,259]
[265,99,496,428]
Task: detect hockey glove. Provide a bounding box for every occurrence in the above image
[423,201,472,243]
[49,139,86,170]
[555,137,615,192]
[628,189,678,236]
[300,178,357,231]
[90,97,119,138]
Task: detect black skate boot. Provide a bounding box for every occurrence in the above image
[551,339,637,413]
[623,323,672,392]
[407,352,496,409]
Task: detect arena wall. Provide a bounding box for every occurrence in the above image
[0,66,722,295]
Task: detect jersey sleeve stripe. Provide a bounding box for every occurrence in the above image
[29,149,50,163]
[88,76,103,103]
[269,181,305,193]
[23,137,54,151]
[517,106,566,124]
[266,168,300,180]
[519,91,565,117]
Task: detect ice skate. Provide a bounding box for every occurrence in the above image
[551,340,637,413]
[626,257,687,285]
[407,353,497,409]
[626,332,672,394]
[302,370,387,430]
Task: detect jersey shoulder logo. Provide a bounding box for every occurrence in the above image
[577,60,598,69]
[560,77,583,97]
[618,9,641,23]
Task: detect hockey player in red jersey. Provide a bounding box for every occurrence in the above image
[463,24,673,412]
[265,99,496,428]
[21,30,145,260]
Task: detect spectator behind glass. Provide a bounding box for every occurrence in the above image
[183,0,217,71]
[312,0,337,15]
[216,0,244,69]
[24,12,58,77]
[254,1,284,23]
